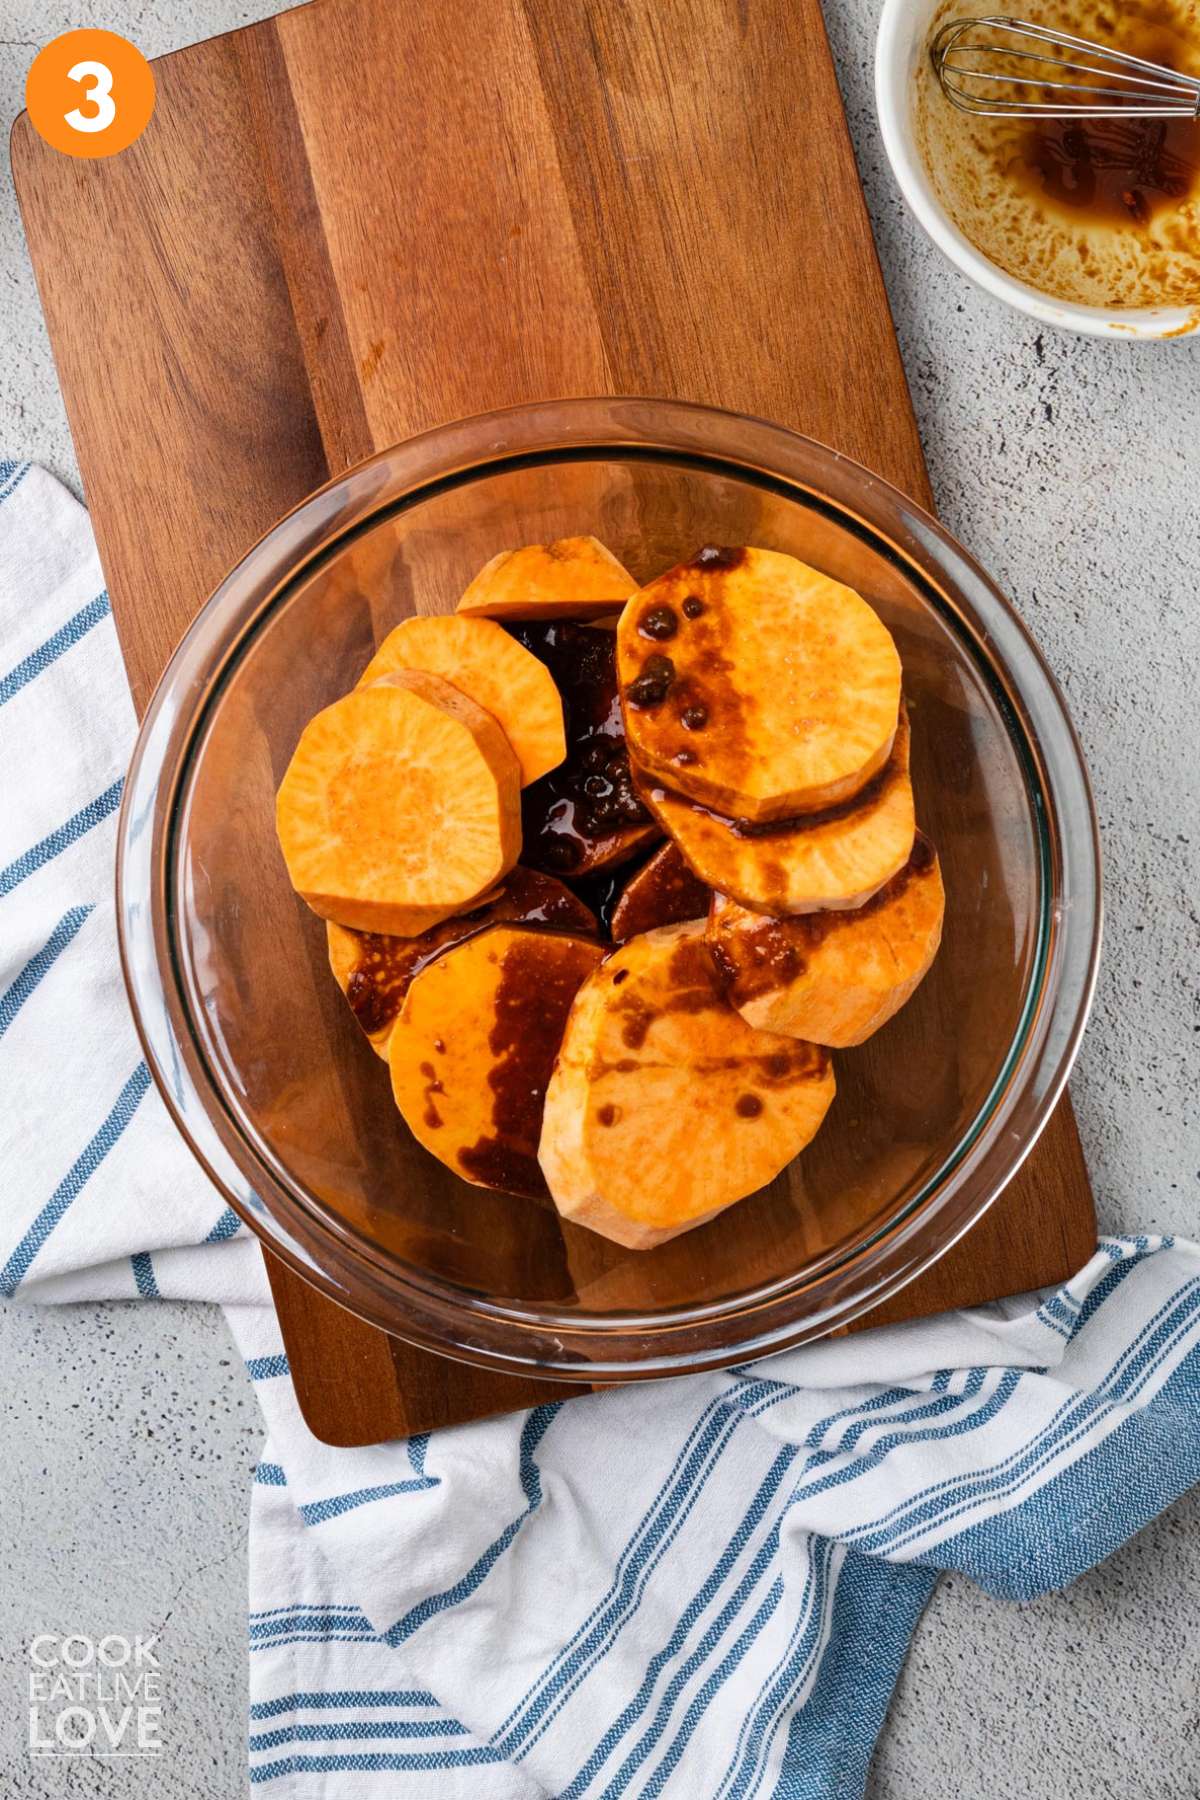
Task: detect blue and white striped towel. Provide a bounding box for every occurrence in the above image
[4,459,1200,1798]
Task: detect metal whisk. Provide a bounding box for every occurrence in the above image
[932,16,1200,119]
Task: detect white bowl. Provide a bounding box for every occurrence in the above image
[875,0,1200,340]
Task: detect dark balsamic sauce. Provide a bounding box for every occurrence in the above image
[711,832,937,1005]
[457,933,600,1198]
[1020,114,1199,230]
[603,929,830,1108]
[609,841,712,942]
[619,551,750,792]
[343,868,596,1037]
[418,1061,445,1130]
[570,836,657,936]
[625,653,676,710]
[637,604,679,641]
[505,620,656,876]
[610,933,728,1050]
[645,709,910,844]
[1000,8,1200,232]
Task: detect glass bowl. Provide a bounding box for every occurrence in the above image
[117,397,1101,1381]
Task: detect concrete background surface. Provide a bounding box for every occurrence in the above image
[1,0,1197,1794]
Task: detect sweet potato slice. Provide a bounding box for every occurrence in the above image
[508,619,662,877]
[457,536,636,621]
[618,546,902,821]
[276,669,520,934]
[640,707,915,915]
[539,921,835,1248]
[356,614,565,786]
[390,925,604,1197]
[708,834,945,1046]
[328,868,597,1058]
[610,841,711,942]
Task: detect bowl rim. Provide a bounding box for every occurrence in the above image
[874,0,1200,342]
[117,395,1102,1379]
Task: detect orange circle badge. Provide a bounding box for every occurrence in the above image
[25,29,155,159]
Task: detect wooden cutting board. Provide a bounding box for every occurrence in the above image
[13,0,1095,1446]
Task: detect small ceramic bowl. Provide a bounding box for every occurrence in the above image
[875,0,1200,340]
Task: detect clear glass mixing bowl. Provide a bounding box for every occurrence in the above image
[117,397,1101,1379]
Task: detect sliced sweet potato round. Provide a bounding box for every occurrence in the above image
[539,920,835,1249]
[617,546,902,821]
[457,536,635,621]
[640,707,915,915]
[708,834,945,1046]
[276,669,521,935]
[356,614,565,786]
[610,841,711,942]
[328,868,597,1059]
[390,924,604,1197]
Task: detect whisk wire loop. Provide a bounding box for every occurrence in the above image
[932,15,1200,120]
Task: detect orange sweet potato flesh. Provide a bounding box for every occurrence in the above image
[457,536,636,621]
[356,614,565,786]
[618,546,902,821]
[640,707,915,915]
[610,841,711,942]
[539,920,835,1248]
[390,925,604,1197]
[327,868,597,1059]
[708,834,945,1047]
[276,669,520,935]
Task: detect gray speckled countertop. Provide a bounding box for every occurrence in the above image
[2,2,1198,1793]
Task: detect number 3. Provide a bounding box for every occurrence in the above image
[65,59,116,134]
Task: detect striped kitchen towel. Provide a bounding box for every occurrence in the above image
[4,459,1200,1798]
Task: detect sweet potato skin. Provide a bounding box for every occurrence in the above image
[708,834,944,1046]
[390,925,604,1197]
[539,920,835,1248]
[328,868,596,1058]
[356,614,566,786]
[457,536,636,621]
[640,708,915,916]
[617,546,902,821]
[276,670,521,935]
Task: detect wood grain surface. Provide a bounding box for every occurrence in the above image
[12,0,1096,1447]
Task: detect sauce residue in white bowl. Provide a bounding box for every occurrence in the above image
[916,0,1200,308]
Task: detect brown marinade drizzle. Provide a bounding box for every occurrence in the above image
[637,603,679,641]
[722,762,896,838]
[1017,109,1199,231]
[607,932,821,1080]
[457,934,598,1198]
[608,932,727,1050]
[596,927,835,1093]
[418,1060,445,1130]
[505,619,655,875]
[609,842,712,942]
[343,868,596,1037]
[640,707,910,846]
[712,833,937,1005]
[620,549,751,786]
